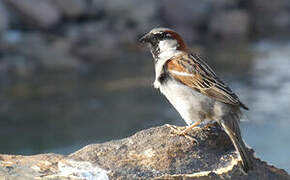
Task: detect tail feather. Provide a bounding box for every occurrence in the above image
[239,101,249,111]
[220,114,253,172]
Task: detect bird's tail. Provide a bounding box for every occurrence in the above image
[219,113,253,172]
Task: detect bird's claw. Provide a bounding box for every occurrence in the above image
[168,126,199,144]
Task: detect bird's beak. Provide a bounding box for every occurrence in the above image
[138,33,151,43]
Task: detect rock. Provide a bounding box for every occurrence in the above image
[161,0,209,27]
[67,21,121,61]
[0,154,64,179]
[52,0,86,18]
[4,0,61,29]
[86,0,105,17]
[0,124,289,179]
[160,0,210,43]
[210,0,239,9]
[105,0,158,23]
[0,1,9,33]
[104,0,160,44]
[24,34,80,70]
[4,32,80,70]
[0,55,35,78]
[250,0,290,36]
[208,10,249,40]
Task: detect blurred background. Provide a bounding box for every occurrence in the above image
[0,0,289,173]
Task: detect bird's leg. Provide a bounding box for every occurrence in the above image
[169,120,202,143]
[178,120,202,136]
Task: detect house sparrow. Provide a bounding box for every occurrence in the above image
[139,27,253,172]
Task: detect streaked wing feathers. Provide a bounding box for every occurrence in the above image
[166,54,241,106]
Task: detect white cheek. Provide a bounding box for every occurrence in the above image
[158,40,177,52]
[157,40,180,60]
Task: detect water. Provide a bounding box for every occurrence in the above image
[0,41,289,173]
[243,42,290,172]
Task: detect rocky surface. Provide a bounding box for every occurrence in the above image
[4,0,61,29]
[0,124,289,179]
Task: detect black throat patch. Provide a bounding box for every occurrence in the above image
[151,44,160,59]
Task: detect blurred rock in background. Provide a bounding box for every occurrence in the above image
[0,0,289,74]
[250,0,290,37]
[0,1,9,33]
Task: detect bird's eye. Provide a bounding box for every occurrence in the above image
[156,32,171,40]
[162,32,171,39]
[166,33,171,38]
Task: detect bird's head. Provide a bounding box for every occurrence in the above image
[139,27,188,60]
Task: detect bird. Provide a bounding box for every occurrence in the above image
[139,27,253,172]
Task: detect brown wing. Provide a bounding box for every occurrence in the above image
[166,54,248,109]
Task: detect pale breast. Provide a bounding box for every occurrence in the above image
[158,78,215,125]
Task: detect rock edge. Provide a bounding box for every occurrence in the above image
[0,124,289,180]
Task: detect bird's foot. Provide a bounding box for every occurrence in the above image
[204,123,216,129]
[168,125,199,144]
